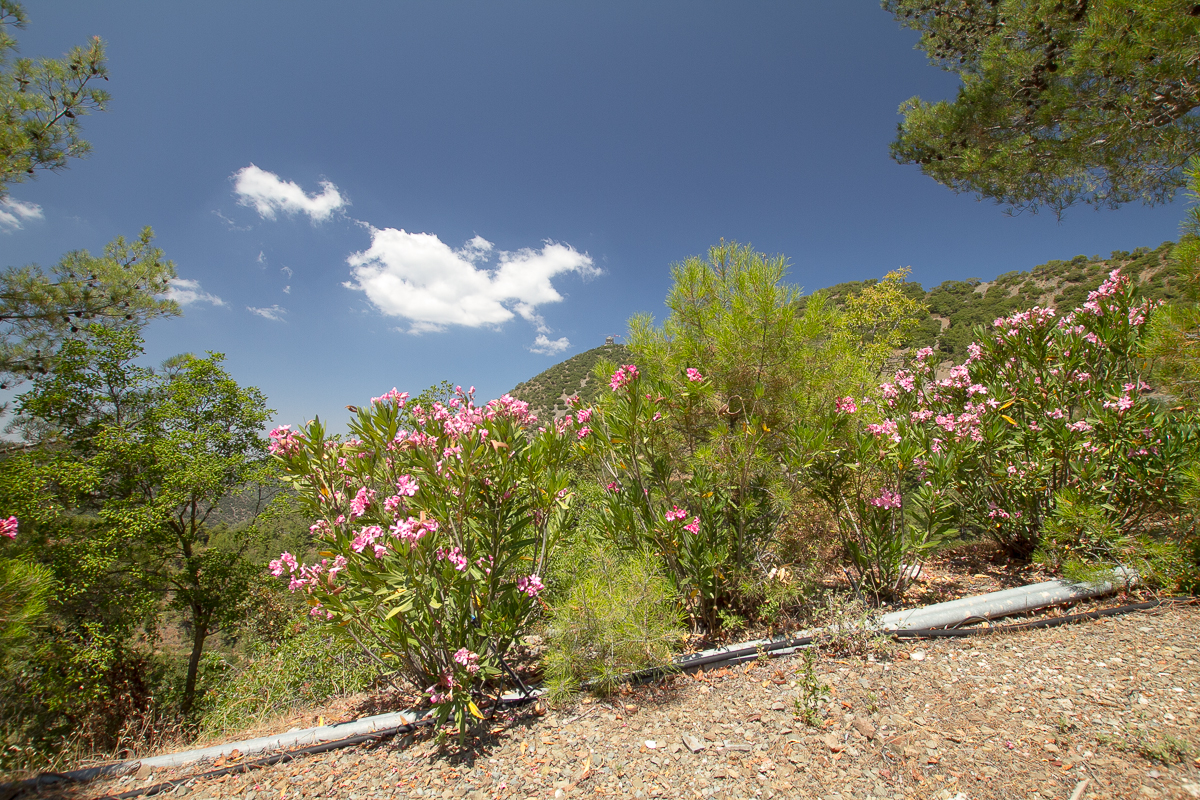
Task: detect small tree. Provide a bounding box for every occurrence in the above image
[12,326,273,719]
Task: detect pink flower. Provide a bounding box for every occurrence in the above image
[436,546,468,571]
[517,574,545,597]
[683,517,700,534]
[390,516,437,545]
[269,551,298,576]
[609,364,640,391]
[453,648,481,675]
[576,407,593,424]
[349,487,375,519]
[351,525,385,553]
[371,388,409,406]
[835,396,857,414]
[665,506,688,522]
[577,426,592,439]
[866,420,901,443]
[605,482,620,493]
[686,367,704,383]
[914,347,934,362]
[870,490,901,510]
[0,516,16,540]
[395,474,419,497]
[268,425,301,456]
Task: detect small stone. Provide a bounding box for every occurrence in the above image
[852,718,876,740]
[771,701,786,711]
[910,650,926,661]
[682,734,706,753]
[644,740,658,749]
[824,734,844,753]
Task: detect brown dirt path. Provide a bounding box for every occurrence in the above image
[63,602,1200,800]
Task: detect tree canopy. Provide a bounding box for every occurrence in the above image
[885,0,1200,215]
[1,0,109,199]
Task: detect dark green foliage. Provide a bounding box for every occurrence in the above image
[509,343,629,420]
[884,0,1200,215]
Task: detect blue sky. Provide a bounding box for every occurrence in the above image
[3,1,1189,431]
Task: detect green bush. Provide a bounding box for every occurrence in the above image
[543,546,684,702]
[198,622,381,739]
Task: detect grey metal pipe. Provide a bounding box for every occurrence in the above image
[877,568,1135,631]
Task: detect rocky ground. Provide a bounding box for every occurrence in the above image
[57,600,1200,800]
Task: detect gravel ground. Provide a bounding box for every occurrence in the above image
[52,601,1200,800]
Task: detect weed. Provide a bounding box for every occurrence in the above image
[792,648,830,727]
[813,594,894,661]
[1095,725,1194,765]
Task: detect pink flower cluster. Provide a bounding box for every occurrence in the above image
[390,515,439,545]
[271,553,345,594]
[435,546,468,571]
[870,490,901,509]
[609,364,640,391]
[268,425,302,456]
[0,516,16,540]
[686,368,704,383]
[453,647,481,675]
[835,396,857,414]
[350,487,375,518]
[517,574,545,597]
[664,506,689,522]
[351,525,389,558]
[395,474,419,497]
[866,419,901,443]
[371,388,409,406]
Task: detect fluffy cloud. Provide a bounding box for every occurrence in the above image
[0,198,43,231]
[247,304,287,322]
[345,229,598,334]
[167,278,225,307]
[232,165,347,222]
[529,334,570,355]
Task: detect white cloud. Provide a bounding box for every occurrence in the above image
[529,334,570,356]
[232,164,347,223]
[167,278,225,307]
[247,304,287,322]
[0,198,44,231]
[257,251,267,265]
[345,229,598,334]
[282,285,291,294]
[280,265,293,278]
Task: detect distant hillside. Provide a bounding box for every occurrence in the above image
[509,243,1183,411]
[509,343,629,420]
[811,241,1180,361]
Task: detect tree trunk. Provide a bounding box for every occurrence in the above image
[181,608,208,718]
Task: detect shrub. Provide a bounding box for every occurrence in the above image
[268,387,577,736]
[542,546,684,701]
[793,268,1195,596]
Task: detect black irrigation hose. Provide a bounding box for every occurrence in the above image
[14,595,1194,800]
